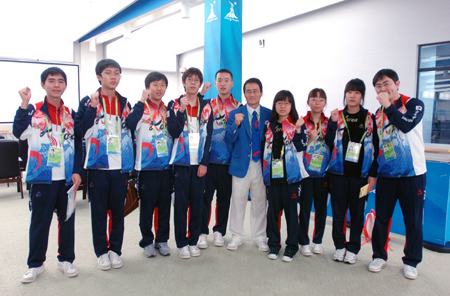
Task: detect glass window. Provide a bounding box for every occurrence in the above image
[418,42,450,144]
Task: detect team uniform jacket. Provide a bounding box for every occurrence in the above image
[302,112,331,178]
[262,117,309,186]
[167,95,213,166]
[375,94,426,178]
[75,88,134,173]
[325,107,378,178]
[13,99,82,185]
[126,100,173,171]
[204,95,242,165]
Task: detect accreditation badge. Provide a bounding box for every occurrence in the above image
[309,154,324,172]
[382,141,396,162]
[155,138,169,157]
[47,147,63,167]
[189,133,200,153]
[345,141,361,163]
[271,159,284,178]
[107,135,121,155]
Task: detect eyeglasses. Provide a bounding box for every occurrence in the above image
[186,78,200,83]
[276,102,291,107]
[375,81,393,90]
[310,98,325,103]
[245,90,260,95]
[102,72,121,78]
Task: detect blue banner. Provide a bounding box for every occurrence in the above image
[204,0,242,102]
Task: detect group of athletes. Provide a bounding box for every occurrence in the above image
[14,58,426,283]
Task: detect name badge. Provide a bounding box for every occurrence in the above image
[189,133,200,153]
[47,147,63,167]
[107,135,121,155]
[345,141,361,163]
[309,154,323,172]
[271,159,284,178]
[155,138,169,157]
[382,141,396,162]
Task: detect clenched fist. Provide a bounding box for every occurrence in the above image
[19,87,31,109]
[330,108,339,122]
[235,113,244,127]
[140,89,151,103]
[295,117,304,132]
[90,92,99,108]
[179,96,189,113]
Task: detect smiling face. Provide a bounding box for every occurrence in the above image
[148,79,167,102]
[244,82,263,108]
[275,97,292,119]
[182,74,201,96]
[215,72,234,98]
[308,95,326,114]
[41,73,66,100]
[345,90,363,108]
[374,75,400,103]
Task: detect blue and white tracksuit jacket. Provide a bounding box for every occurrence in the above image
[126,100,173,171]
[375,95,426,177]
[75,89,134,173]
[325,107,378,178]
[262,118,309,186]
[13,100,82,185]
[167,95,213,166]
[303,112,331,178]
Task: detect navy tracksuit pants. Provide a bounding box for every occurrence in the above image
[88,170,129,257]
[138,170,173,248]
[372,174,426,267]
[267,182,300,254]
[201,163,232,236]
[329,174,367,254]
[298,177,329,245]
[173,165,206,248]
[28,180,75,268]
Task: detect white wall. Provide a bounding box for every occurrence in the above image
[178,0,450,115]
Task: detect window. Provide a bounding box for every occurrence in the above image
[418,42,450,144]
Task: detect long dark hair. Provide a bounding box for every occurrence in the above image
[270,90,299,123]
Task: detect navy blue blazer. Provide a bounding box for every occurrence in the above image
[226,104,272,178]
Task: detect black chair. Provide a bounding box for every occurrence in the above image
[0,139,24,198]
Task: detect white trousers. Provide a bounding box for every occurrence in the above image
[229,160,267,243]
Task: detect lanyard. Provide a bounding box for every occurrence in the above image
[215,96,227,127]
[186,97,200,133]
[145,100,166,136]
[248,110,260,137]
[380,107,393,142]
[44,103,66,147]
[102,95,119,135]
[342,111,367,143]
[313,119,323,153]
[272,126,285,161]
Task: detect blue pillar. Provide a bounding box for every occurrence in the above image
[203,0,242,102]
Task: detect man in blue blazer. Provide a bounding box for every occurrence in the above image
[225,78,272,251]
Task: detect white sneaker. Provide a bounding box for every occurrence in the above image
[197,234,208,249]
[178,246,191,259]
[368,258,387,272]
[312,243,323,254]
[57,261,78,277]
[21,264,45,283]
[98,253,111,270]
[143,244,156,258]
[189,245,201,257]
[255,240,269,252]
[213,231,224,247]
[344,250,357,264]
[300,245,312,257]
[268,249,279,260]
[227,238,244,251]
[108,250,123,269]
[333,248,346,262]
[404,264,419,280]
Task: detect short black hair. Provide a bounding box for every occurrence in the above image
[95,59,122,76]
[41,67,67,84]
[145,72,168,89]
[270,90,299,123]
[243,78,263,93]
[343,78,365,106]
[215,69,233,80]
[372,69,399,86]
[308,88,327,101]
[182,67,203,84]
